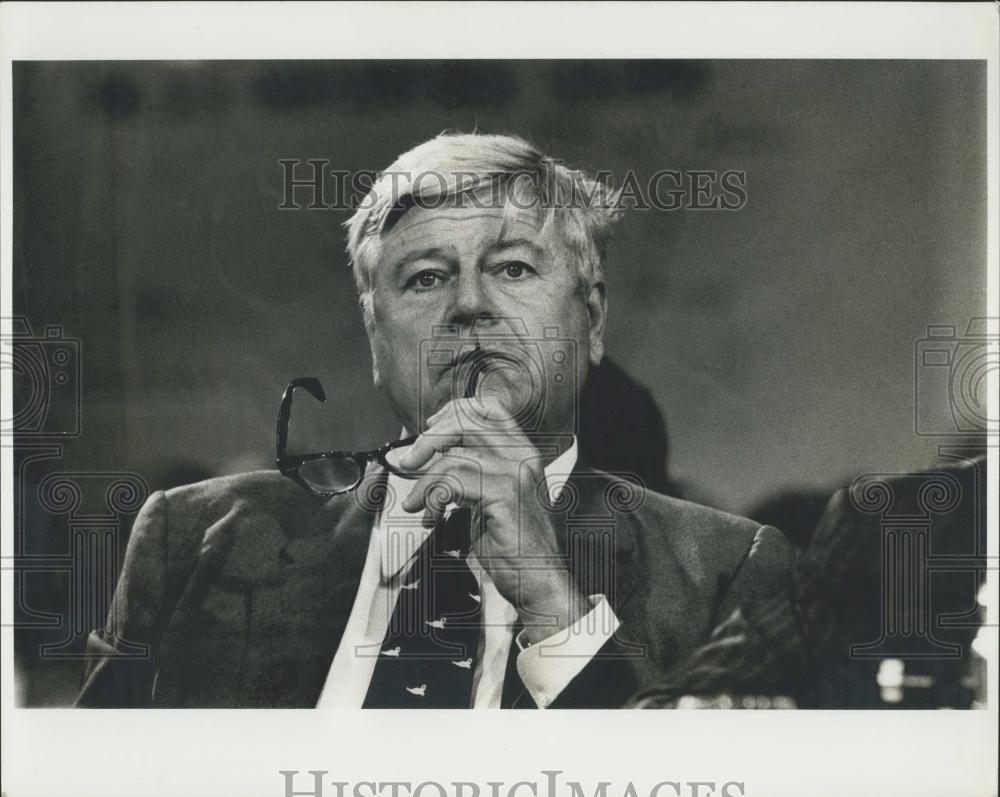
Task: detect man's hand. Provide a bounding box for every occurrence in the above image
[397,395,587,645]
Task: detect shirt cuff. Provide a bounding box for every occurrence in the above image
[514,595,620,708]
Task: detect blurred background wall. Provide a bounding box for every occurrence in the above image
[11,60,986,703]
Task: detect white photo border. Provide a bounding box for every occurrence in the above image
[1,3,996,797]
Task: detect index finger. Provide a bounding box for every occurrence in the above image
[395,426,463,472]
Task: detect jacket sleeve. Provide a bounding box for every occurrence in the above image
[713,524,794,627]
[542,525,794,709]
[626,524,800,708]
[75,491,174,707]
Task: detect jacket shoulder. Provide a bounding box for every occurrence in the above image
[163,469,324,519]
[641,490,765,540]
[152,470,335,555]
[584,467,760,535]
[590,468,781,573]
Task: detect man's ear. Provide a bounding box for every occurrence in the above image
[585,281,608,366]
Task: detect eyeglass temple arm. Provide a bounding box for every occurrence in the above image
[276,377,326,464]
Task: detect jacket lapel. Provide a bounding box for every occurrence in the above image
[221,469,385,706]
[213,463,642,708]
[560,464,643,614]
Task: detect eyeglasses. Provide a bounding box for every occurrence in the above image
[277,349,496,495]
[276,377,418,496]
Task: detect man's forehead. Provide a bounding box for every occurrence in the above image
[381,202,549,253]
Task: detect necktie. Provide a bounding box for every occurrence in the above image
[363,508,482,708]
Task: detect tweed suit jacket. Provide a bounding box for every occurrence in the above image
[76,464,792,708]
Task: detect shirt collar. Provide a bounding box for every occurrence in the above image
[378,437,579,582]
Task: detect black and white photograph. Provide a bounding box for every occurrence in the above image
[1,3,997,797]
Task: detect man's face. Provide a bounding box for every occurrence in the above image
[365,200,607,437]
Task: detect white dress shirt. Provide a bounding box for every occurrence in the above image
[317,438,621,708]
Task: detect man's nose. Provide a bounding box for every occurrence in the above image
[448,267,494,327]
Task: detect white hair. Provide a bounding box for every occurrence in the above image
[344,132,622,327]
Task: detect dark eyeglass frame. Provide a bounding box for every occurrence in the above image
[276,377,417,496]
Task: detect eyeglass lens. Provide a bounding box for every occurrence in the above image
[298,456,364,494]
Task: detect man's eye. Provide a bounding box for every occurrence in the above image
[500,261,533,279]
[408,271,442,290]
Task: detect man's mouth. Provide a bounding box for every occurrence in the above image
[453,345,536,401]
[454,345,522,399]
[422,342,544,429]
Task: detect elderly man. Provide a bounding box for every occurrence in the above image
[77,133,792,709]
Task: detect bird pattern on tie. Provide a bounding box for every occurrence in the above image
[363,508,482,708]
